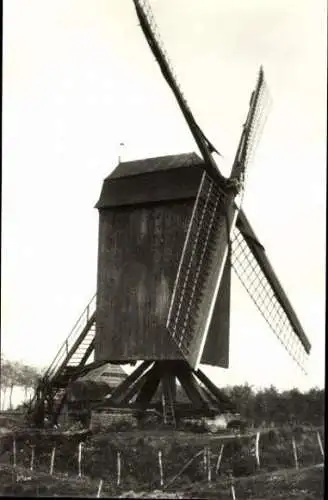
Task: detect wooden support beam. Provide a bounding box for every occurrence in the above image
[135,363,162,408]
[88,361,233,423]
[120,371,150,404]
[53,360,108,386]
[176,364,208,408]
[196,369,235,411]
[168,372,176,402]
[104,361,153,405]
[197,383,220,407]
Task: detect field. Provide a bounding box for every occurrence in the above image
[0,462,324,498]
[0,413,324,498]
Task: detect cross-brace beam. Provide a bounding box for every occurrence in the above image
[93,360,233,426]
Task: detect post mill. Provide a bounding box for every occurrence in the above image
[27,0,311,428]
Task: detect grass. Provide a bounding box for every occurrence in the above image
[0,423,324,498]
[0,462,323,498]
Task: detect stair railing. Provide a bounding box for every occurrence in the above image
[26,293,97,423]
[43,293,96,381]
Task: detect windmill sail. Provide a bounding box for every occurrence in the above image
[166,171,235,368]
[233,210,311,372]
[132,0,226,186]
[167,68,269,369]
[133,0,271,369]
[132,1,309,372]
[229,66,271,184]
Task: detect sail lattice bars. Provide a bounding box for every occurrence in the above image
[230,67,272,187]
[166,171,237,368]
[132,0,226,184]
[233,211,311,372]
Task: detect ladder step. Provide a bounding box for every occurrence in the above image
[161,381,176,426]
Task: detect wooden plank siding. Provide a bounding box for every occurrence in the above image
[94,154,231,367]
[95,201,193,361]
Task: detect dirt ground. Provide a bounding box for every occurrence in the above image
[0,417,324,498]
[0,462,323,498]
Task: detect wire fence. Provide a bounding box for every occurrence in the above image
[0,425,324,497]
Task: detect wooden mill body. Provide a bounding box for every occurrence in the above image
[95,153,231,368]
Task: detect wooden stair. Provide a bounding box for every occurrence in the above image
[27,295,97,426]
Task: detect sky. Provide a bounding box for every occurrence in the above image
[2,0,326,395]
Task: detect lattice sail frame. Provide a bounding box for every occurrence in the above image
[133,0,225,182]
[166,172,238,369]
[167,190,309,373]
[166,68,271,370]
[238,73,272,181]
[133,0,310,373]
[231,228,309,373]
[134,0,186,102]
[230,67,272,191]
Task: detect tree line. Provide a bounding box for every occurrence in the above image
[0,356,43,410]
[223,383,325,427]
[175,383,324,427]
[0,356,324,428]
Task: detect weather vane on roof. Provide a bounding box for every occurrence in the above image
[118,142,125,164]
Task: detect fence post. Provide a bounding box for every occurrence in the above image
[207,447,211,484]
[203,447,207,475]
[158,450,164,488]
[50,446,56,475]
[317,431,324,458]
[255,431,261,469]
[30,445,35,472]
[13,438,17,469]
[117,451,121,486]
[216,444,224,474]
[77,441,83,477]
[292,437,299,470]
[229,472,236,500]
[97,479,103,498]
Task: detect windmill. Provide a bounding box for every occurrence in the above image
[92,0,311,425]
[28,0,311,428]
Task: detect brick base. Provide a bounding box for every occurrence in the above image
[90,409,138,432]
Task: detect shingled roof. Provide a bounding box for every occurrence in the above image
[66,363,127,402]
[78,362,126,385]
[96,152,204,208]
[106,152,203,180]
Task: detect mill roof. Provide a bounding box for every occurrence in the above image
[106,152,203,180]
[78,362,127,384]
[96,152,205,208]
